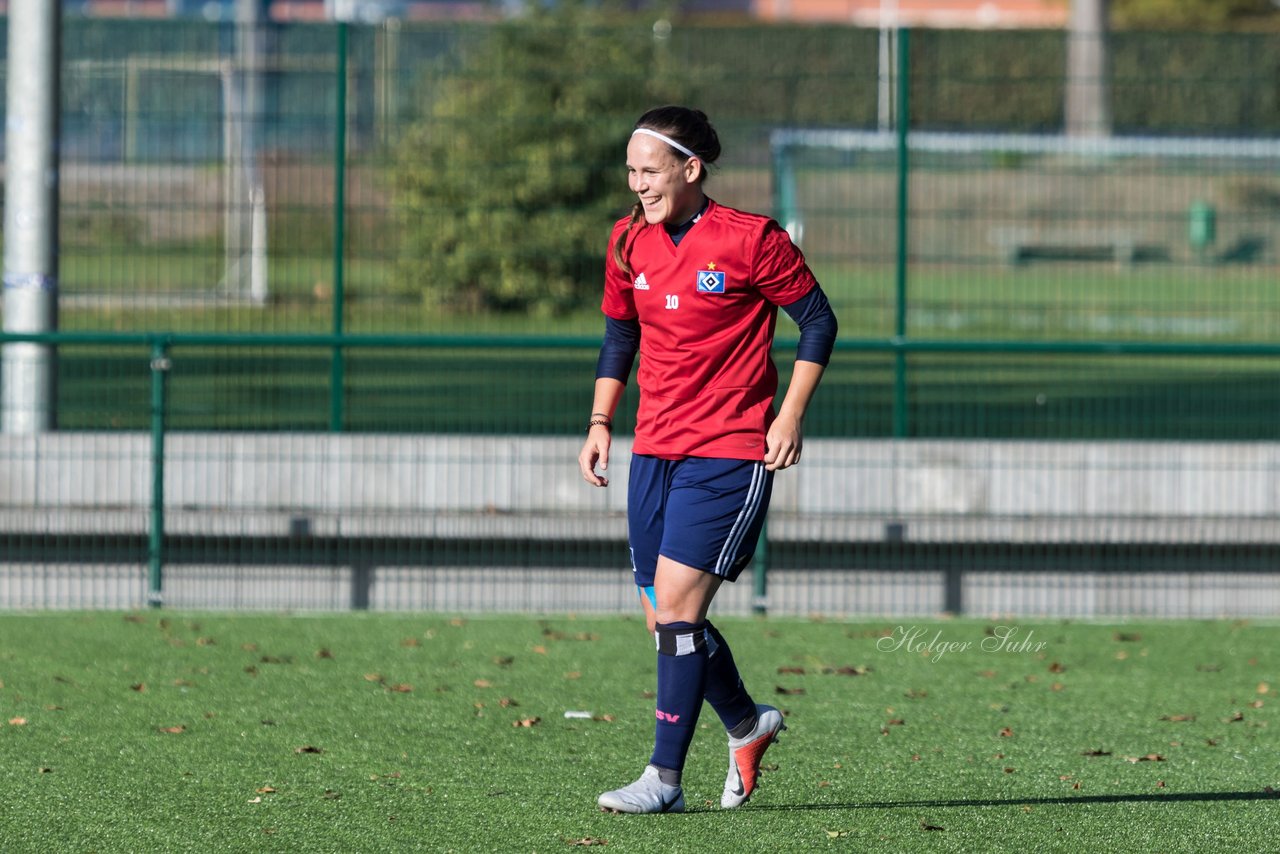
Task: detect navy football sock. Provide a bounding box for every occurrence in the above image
[649,621,710,780]
[703,621,758,734]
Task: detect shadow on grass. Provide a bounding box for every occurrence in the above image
[744,790,1280,812]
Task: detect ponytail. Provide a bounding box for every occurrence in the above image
[612,201,644,277]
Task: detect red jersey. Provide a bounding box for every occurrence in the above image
[602,199,818,460]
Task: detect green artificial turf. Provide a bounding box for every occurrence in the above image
[1,613,1278,852]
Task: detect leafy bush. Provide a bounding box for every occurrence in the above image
[393,3,688,315]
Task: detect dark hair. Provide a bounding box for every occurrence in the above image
[612,106,721,276]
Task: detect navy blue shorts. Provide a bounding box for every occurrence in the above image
[627,454,774,588]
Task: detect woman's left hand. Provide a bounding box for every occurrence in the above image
[764,411,803,471]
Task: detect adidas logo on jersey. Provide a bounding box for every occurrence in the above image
[633,272,650,290]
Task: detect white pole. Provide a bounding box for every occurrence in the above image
[877,0,898,132]
[1066,0,1111,137]
[2,0,61,434]
[250,186,269,305]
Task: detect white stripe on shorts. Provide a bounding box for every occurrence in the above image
[714,462,767,577]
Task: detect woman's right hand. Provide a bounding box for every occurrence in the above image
[579,427,612,487]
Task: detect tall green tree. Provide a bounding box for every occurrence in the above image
[394,4,687,316]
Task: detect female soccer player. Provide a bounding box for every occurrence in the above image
[578,106,837,814]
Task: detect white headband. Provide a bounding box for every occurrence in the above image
[631,128,697,160]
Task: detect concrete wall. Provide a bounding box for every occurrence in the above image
[1,433,1277,542]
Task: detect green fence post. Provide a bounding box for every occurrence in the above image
[772,141,799,243]
[892,27,911,439]
[330,21,349,433]
[148,338,171,608]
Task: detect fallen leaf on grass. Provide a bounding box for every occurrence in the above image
[824,665,871,676]
[904,689,928,699]
[295,745,323,754]
[401,637,421,648]
[158,725,186,734]
[1004,767,1016,774]
[1227,711,1246,723]
[1113,631,1142,642]
[1161,714,1196,722]
[474,679,493,689]
[777,666,806,675]
[826,830,852,839]
[493,656,514,667]
[256,787,277,794]
[1081,748,1111,757]
[566,838,607,847]
[513,717,541,728]
[1258,682,1271,695]
[1156,780,1166,788]
[998,727,1014,737]
[1125,754,1165,763]
[323,790,342,800]
[248,797,262,804]
[387,683,413,693]
[39,767,53,774]
[775,686,805,695]
[1048,662,1066,673]
[131,683,146,692]
[920,820,945,831]
[315,648,334,659]
[564,672,582,681]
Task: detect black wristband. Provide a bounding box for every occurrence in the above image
[587,418,612,433]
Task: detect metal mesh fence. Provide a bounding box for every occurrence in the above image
[1,18,1279,614]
